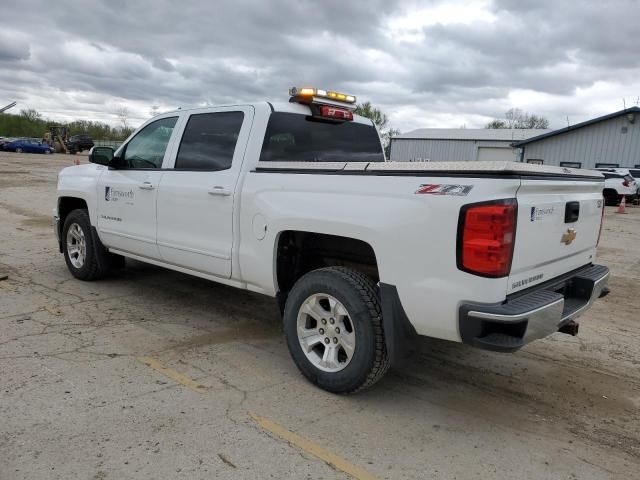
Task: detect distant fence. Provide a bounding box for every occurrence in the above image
[93,139,123,149]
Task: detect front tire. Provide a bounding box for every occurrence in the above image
[62,209,123,280]
[283,267,389,394]
[15,147,22,153]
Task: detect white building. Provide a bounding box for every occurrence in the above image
[389,128,550,162]
[514,107,640,169]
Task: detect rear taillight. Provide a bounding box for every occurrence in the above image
[597,197,605,246]
[622,180,630,187]
[319,105,353,121]
[457,199,517,277]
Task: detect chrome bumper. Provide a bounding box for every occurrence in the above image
[459,264,610,352]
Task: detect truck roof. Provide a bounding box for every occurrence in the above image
[159,101,376,126]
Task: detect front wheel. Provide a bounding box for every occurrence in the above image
[15,147,22,153]
[62,209,124,280]
[283,267,389,393]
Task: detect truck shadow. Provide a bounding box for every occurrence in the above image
[112,259,639,460]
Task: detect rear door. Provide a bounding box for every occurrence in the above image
[156,106,254,278]
[508,178,604,294]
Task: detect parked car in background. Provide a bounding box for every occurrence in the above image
[628,168,640,180]
[0,137,16,151]
[66,134,94,153]
[595,168,638,205]
[4,138,54,154]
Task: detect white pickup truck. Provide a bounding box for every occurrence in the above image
[54,88,610,393]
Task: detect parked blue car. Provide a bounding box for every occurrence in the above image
[4,138,54,154]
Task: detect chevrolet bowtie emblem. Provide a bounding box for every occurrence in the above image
[561,228,577,245]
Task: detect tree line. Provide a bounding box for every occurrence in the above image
[485,108,549,129]
[0,109,134,140]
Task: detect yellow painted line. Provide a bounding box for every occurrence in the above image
[137,357,208,393]
[249,412,379,480]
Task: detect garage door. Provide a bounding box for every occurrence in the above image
[476,147,517,162]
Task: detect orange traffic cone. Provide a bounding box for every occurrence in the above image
[617,196,626,214]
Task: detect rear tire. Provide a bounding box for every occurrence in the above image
[603,189,620,206]
[283,267,389,394]
[62,209,124,280]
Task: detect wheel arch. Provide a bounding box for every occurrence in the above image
[57,197,89,245]
[274,230,379,304]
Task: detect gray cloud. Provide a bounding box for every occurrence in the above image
[0,0,638,131]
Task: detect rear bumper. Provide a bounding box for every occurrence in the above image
[459,264,609,352]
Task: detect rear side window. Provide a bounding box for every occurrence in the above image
[175,111,244,170]
[259,112,384,163]
[602,173,623,179]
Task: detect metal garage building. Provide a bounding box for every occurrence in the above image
[513,107,640,169]
[389,128,549,162]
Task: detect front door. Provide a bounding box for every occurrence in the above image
[97,116,179,259]
[156,107,253,278]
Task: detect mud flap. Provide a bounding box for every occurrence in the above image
[379,283,419,366]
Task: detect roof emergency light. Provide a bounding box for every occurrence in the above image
[289,87,356,107]
[289,87,357,122]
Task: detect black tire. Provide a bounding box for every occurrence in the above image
[283,267,390,394]
[62,209,124,280]
[603,189,620,206]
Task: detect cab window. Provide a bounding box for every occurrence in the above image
[116,117,178,169]
[174,112,244,170]
[259,112,384,163]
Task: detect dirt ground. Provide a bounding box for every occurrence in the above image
[1,152,638,480]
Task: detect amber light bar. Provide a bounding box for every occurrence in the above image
[289,87,356,104]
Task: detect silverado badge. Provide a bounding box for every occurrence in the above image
[561,228,577,245]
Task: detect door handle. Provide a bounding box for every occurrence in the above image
[208,186,231,196]
[138,182,154,190]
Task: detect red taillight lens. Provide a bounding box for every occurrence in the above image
[623,180,630,187]
[457,199,517,277]
[319,105,353,121]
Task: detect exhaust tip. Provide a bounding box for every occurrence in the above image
[558,320,579,336]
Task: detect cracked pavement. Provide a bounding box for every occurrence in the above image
[1,152,639,479]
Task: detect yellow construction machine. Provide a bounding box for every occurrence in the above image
[43,125,69,153]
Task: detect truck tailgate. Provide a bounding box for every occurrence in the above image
[508,179,604,294]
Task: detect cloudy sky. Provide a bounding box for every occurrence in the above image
[1,0,638,132]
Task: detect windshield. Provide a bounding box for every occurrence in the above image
[259,112,384,163]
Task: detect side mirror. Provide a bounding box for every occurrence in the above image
[89,146,114,166]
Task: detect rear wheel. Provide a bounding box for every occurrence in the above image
[283,267,389,393]
[62,209,124,280]
[603,189,620,206]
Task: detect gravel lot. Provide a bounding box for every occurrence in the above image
[1,152,638,479]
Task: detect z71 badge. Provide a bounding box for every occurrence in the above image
[415,184,473,196]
